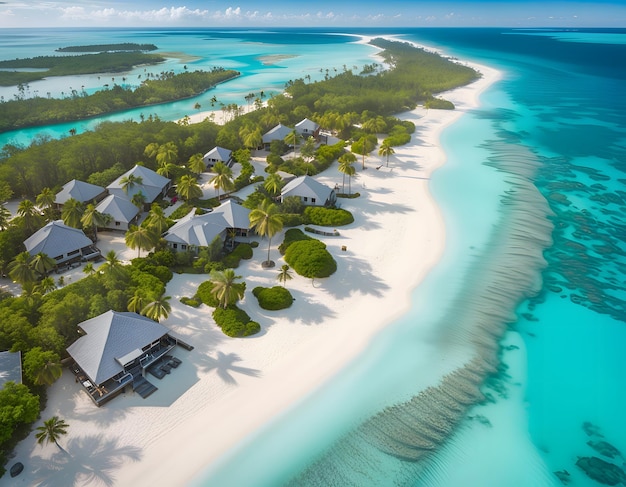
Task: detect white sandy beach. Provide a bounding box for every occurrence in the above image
[1,56,501,487]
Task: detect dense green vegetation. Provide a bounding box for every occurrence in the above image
[0,52,166,86]
[56,43,158,53]
[304,207,354,226]
[284,238,337,279]
[0,68,239,132]
[252,286,294,310]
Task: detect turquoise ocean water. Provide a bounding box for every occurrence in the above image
[1,28,624,486]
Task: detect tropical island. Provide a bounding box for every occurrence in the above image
[55,43,158,53]
[0,51,167,86]
[0,68,240,132]
[0,37,490,483]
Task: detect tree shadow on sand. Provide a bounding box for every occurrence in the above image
[197,351,261,385]
[29,434,141,487]
[321,255,389,300]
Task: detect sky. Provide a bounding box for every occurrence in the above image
[0,1,625,29]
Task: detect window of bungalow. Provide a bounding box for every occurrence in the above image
[172,244,178,249]
[53,255,62,261]
[182,245,187,250]
[68,249,80,256]
[311,198,316,204]
[303,197,308,202]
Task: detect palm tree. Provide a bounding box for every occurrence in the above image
[99,250,125,278]
[8,251,37,285]
[17,199,41,232]
[61,198,84,228]
[176,175,203,202]
[119,174,143,194]
[36,187,56,220]
[83,262,97,277]
[0,204,11,230]
[354,136,376,170]
[243,128,263,151]
[144,203,169,234]
[338,152,357,194]
[263,173,283,198]
[141,294,172,322]
[209,162,234,201]
[277,264,293,287]
[378,142,395,167]
[35,416,69,452]
[125,225,158,258]
[209,269,244,309]
[249,199,283,267]
[284,130,302,158]
[34,357,63,385]
[80,204,110,241]
[362,116,386,134]
[131,191,147,209]
[30,252,56,277]
[127,290,147,313]
[188,153,206,175]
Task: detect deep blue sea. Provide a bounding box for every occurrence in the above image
[1,27,624,486]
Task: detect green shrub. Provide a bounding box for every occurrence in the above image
[250,241,259,248]
[278,213,306,227]
[284,239,337,278]
[204,261,225,273]
[337,192,361,199]
[212,306,260,337]
[253,286,294,310]
[180,296,201,307]
[279,228,312,254]
[425,98,455,110]
[196,280,219,307]
[384,132,411,146]
[304,207,354,226]
[222,243,253,268]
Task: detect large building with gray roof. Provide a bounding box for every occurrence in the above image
[23,220,100,265]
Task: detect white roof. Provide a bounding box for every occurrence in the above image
[262,123,293,144]
[24,220,92,257]
[107,165,170,203]
[96,194,139,224]
[55,179,105,205]
[163,201,250,247]
[295,118,319,133]
[67,310,169,385]
[281,175,334,202]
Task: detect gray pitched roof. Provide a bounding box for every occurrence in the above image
[262,123,293,144]
[163,201,249,247]
[24,220,93,257]
[0,351,22,387]
[96,194,139,224]
[203,146,232,164]
[163,209,226,247]
[66,311,169,385]
[55,179,105,205]
[107,165,170,203]
[281,175,334,202]
[210,200,251,230]
[295,118,319,134]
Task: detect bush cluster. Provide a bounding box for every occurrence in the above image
[304,207,354,226]
[222,243,253,268]
[195,280,220,308]
[278,213,306,228]
[284,239,337,278]
[212,306,261,337]
[180,296,201,307]
[252,286,294,310]
[278,228,312,255]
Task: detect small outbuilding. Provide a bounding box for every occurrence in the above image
[295,118,321,141]
[95,194,140,231]
[203,146,233,169]
[280,175,336,207]
[107,165,171,206]
[262,123,293,150]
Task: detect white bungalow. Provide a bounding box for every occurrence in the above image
[66,310,183,406]
[280,175,336,207]
[262,123,293,150]
[203,146,233,169]
[23,220,100,265]
[54,179,106,207]
[107,165,171,206]
[163,200,251,253]
[295,118,321,140]
[95,194,140,231]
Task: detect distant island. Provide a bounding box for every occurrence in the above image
[56,43,158,53]
[0,52,166,86]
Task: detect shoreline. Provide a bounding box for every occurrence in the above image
[1,46,502,487]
